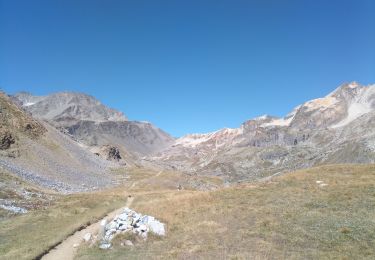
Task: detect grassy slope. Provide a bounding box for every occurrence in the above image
[76,164,375,259]
[0,170,51,221]
[1,164,374,259]
[0,190,128,260]
[0,167,206,260]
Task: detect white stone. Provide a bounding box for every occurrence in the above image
[104,233,114,241]
[106,222,117,231]
[124,240,134,246]
[100,219,107,226]
[83,233,92,242]
[107,228,116,235]
[99,243,111,249]
[140,215,149,224]
[118,212,128,220]
[148,220,165,236]
[138,224,148,232]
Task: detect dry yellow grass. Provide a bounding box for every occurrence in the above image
[0,189,128,260]
[1,164,375,259]
[0,166,215,260]
[76,164,375,259]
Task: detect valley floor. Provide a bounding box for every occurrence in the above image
[1,164,375,259]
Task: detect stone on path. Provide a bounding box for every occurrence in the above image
[83,233,92,242]
[99,207,166,249]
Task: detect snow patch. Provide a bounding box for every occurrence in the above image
[261,105,301,128]
[23,102,35,106]
[332,85,374,128]
[175,127,243,148]
[175,134,213,147]
[253,114,270,120]
[261,117,293,127]
[332,103,371,128]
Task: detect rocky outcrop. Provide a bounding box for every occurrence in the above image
[0,92,46,139]
[14,91,127,122]
[100,208,165,249]
[65,120,174,156]
[104,146,122,161]
[0,131,15,150]
[93,145,122,162]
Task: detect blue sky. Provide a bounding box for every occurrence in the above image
[1,0,374,137]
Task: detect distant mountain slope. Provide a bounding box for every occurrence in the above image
[66,120,174,156]
[151,82,375,181]
[15,92,127,122]
[0,92,46,157]
[10,83,375,183]
[15,92,175,158]
[0,92,116,193]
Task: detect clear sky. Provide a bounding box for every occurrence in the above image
[1,0,374,137]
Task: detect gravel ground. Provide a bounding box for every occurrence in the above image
[0,123,121,193]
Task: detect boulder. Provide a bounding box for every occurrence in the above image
[148,220,165,236]
[0,131,15,150]
[118,212,128,221]
[99,207,166,249]
[99,243,112,249]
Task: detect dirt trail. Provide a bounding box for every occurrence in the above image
[41,197,134,260]
[129,171,162,189]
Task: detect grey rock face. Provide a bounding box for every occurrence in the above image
[66,120,174,156]
[14,91,127,122]
[14,92,175,157]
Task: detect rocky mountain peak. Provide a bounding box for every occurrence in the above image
[328,81,366,99]
[14,91,128,122]
[14,91,175,158]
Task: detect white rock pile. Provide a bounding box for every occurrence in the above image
[100,207,165,249]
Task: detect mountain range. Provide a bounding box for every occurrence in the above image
[151,82,375,181]
[1,81,374,191]
[14,91,175,164]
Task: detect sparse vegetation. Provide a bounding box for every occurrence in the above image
[0,190,128,260]
[0,170,54,220]
[1,164,375,259]
[76,164,375,259]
